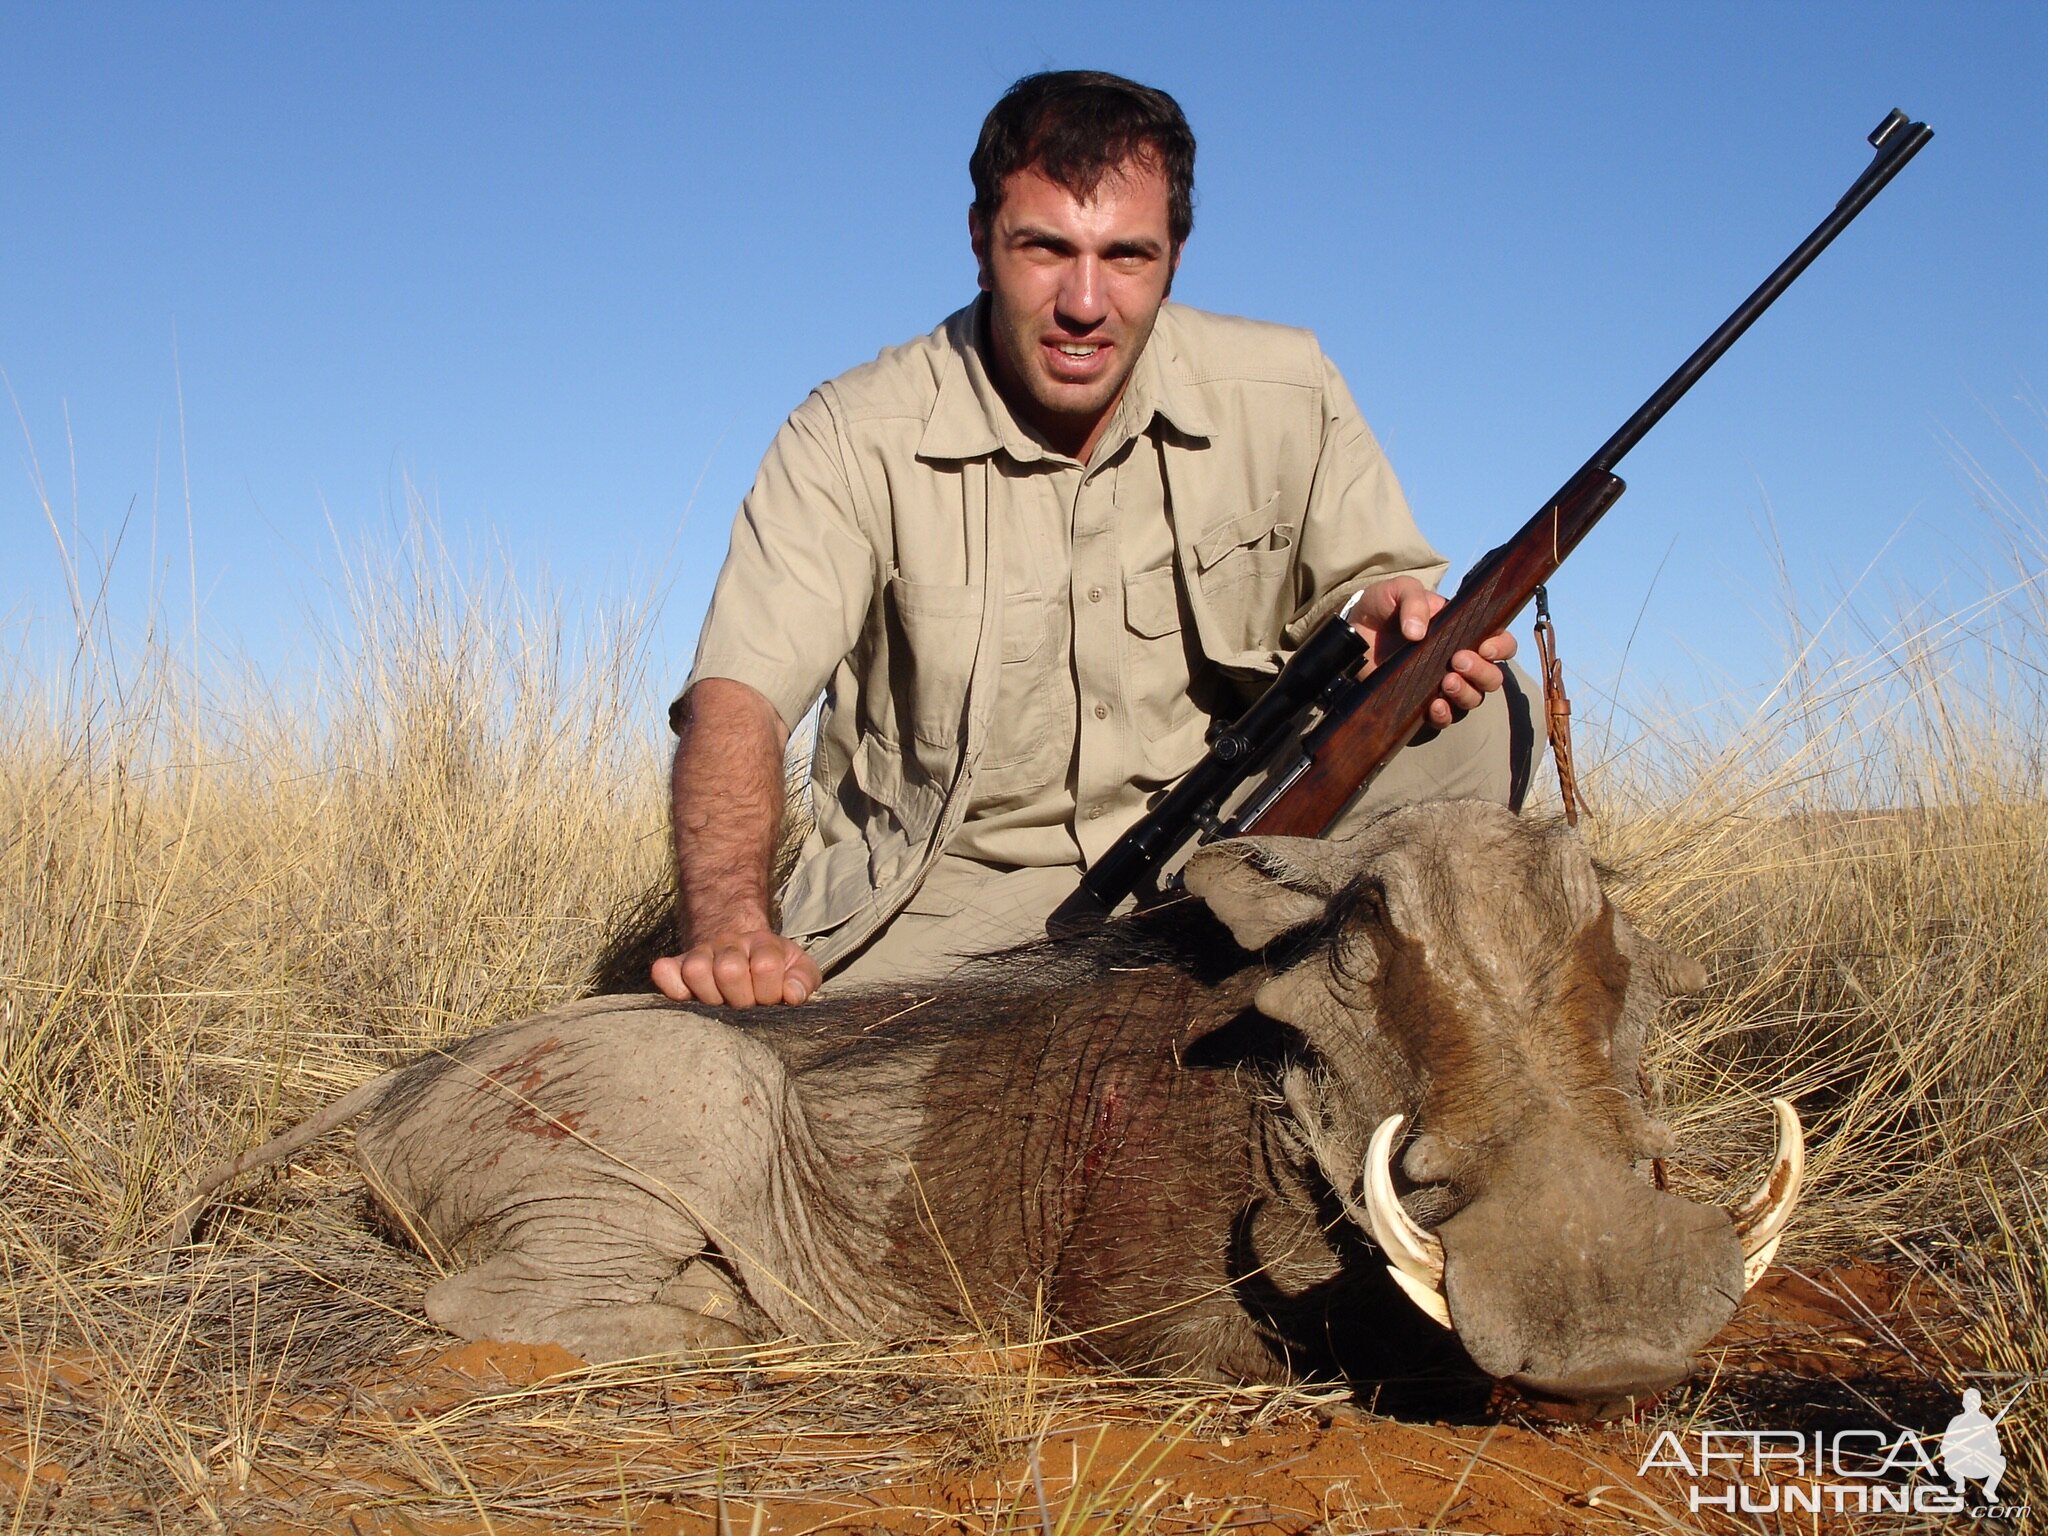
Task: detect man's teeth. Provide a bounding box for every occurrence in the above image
[1055,343,1100,357]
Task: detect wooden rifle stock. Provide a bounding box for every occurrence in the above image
[1239,467,1624,837]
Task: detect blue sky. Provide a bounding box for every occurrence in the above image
[5,2,2044,727]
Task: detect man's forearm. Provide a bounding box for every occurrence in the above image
[670,678,791,943]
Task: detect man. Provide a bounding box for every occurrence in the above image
[653,71,1529,1008]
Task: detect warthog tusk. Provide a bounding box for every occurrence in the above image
[1729,1098,1804,1290]
[1385,1264,1452,1329]
[1366,1114,1451,1328]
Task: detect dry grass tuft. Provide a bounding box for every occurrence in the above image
[5,441,2047,1529]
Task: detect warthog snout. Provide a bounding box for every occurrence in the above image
[1359,1099,1805,1416]
[1435,1141,1746,1410]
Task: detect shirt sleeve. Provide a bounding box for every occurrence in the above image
[678,391,876,732]
[1284,351,1450,649]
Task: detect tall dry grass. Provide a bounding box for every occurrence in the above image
[3,437,2045,1530]
[1570,453,2048,1518]
[4,498,669,1250]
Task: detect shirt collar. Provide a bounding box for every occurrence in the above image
[1140,303,1216,441]
[917,298,1212,463]
[917,299,1037,462]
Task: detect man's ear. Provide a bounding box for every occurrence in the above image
[1164,241,1182,298]
[969,206,991,292]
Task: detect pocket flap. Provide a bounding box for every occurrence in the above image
[1192,493,1291,571]
[1123,565,1183,638]
[776,837,873,940]
[885,572,981,619]
[849,732,945,838]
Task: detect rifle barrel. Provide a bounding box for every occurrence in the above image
[1591,111,1932,476]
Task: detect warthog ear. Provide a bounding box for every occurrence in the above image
[1254,954,1377,1039]
[1613,916,1709,997]
[1183,836,1355,950]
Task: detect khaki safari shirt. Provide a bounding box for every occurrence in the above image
[683,299,1447,975]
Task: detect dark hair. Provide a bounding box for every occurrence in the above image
[970,70,1196,250]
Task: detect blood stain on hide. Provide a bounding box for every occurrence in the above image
[462,1037,566,1136]
[1082,1082,1125,1186]
[492,1036,566,1098]
[505,1106,587,1142]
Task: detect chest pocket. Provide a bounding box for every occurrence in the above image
[978,587,1056,773]
[1122,564,1200,742]
[974,585,1073,798]
[882,574,981,750]
[1191,492,1298,657]
[1194,493,1295,586]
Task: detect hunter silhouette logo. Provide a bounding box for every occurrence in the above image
[1940,1387,2009,1503]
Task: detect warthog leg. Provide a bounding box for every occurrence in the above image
[354,1003,895,1360]
[424,1248,756,1359]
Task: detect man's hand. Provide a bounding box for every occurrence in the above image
[652,928,822,1008]
[1348,576,1517,728]
[654,678,819,1007]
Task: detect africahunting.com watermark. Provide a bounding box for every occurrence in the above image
[1639,1382,2030,1521]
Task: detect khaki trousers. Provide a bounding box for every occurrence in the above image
[824,662,1539,991]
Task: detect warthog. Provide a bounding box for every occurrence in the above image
[170,801,1800,1416]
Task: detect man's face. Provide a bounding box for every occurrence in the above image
[970,157,1180,461]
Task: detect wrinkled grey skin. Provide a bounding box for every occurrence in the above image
[185,801,1745,1414]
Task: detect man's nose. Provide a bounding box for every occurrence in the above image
[1055,256,1109,329]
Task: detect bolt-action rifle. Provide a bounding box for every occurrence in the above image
[1067,109,1933,919]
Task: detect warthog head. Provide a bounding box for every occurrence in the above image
[1185,802,1800,1416]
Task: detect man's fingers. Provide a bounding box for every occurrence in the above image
[1351,604,1518,724]
[1440,673,1486,713]
[1398,588,1437,642]
[1449,650,1505,696]
[710,942,762,1009]
[654,934,818,1009]
[1353,578,1398,626]
[750,943,788,995]
[1350,580,1454,666]
[1435,641,1510,722]
[649,953,690,1002]
[676,950,727,1007]
[653,950,716,1004]
[1355,576,1424,626]
[782,952,822,1005]
[748,937,819,1005]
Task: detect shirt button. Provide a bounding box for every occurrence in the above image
[1087,804,1105,820]
[1093,702,1109,720]
[1088,586,1103,603]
